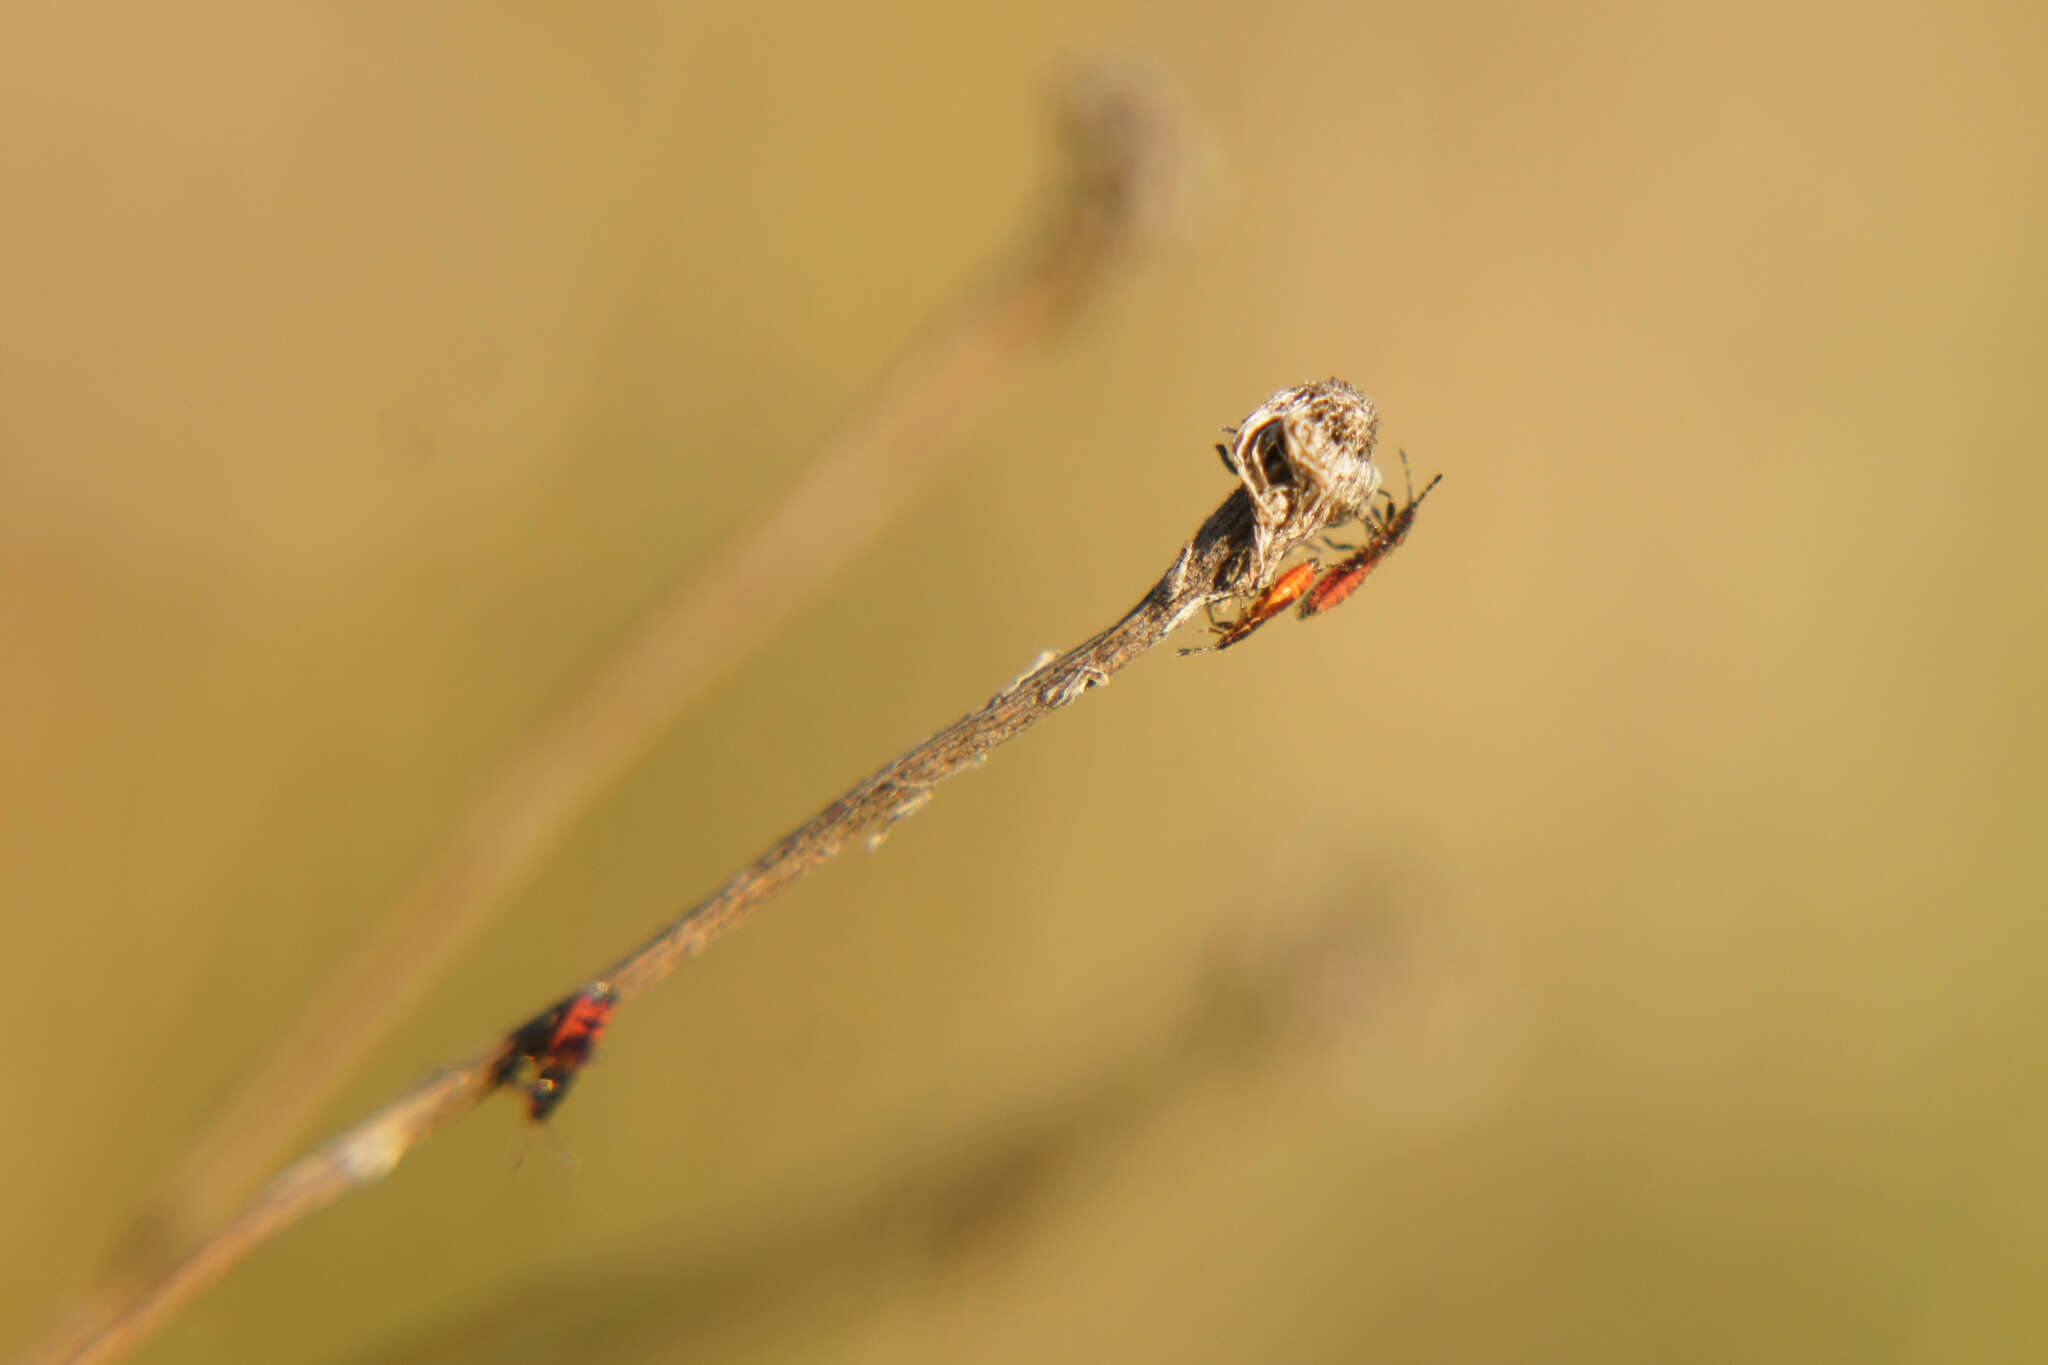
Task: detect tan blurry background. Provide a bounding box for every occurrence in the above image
[4,1,2045,1361]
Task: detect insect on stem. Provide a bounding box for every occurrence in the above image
[1180,560,1320,654]
[1184,448,1440,655]
[492,983,619,1123]
[1297,453,1442,621]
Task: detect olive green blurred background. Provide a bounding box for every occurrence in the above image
[4,2,2044,1362]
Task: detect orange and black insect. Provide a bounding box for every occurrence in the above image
[1191,559,1321,653]
[1298,455,1442,621]
[494,981,619,1122]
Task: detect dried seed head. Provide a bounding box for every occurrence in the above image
[1221,379,1382,583]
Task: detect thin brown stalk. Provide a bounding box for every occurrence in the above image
[43,60,1187,1359]
[31,377,1406,1365]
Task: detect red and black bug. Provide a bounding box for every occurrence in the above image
[493,982,619,1122]
[1298,454,1442,621]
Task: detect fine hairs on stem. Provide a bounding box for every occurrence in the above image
[32,378,1414,1365]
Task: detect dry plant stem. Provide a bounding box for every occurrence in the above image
[606,494,1248,996]
[44,64,1186,1358]
[36,375,1394,1365]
